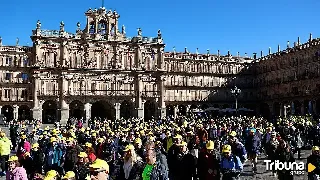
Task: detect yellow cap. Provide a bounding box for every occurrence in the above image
[78,152,87,158]
[46,170,57,177]
[85,142,92,148]
[229,131,237,137]
[222,144,232,153]
[0,132,6,137]
[312,146,319,151]
[21,135,27,139]
[98,138,104,143]
[32,143,39,149]
[50,137,57,142]
[123,144,135,151]
[173,134,182,139]
[206,141,214,150]
[8,156,18,162]
[62,171,75,179]
[177,141,187,146]
[134,138,142,144]
[89,159,109,172]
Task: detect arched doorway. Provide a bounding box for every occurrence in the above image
[178,105,186,116]
[18,105,31,120]
[166,105,174,117]
[273,102,281,116]
[120,100,133,120]
[259,103,270,119]
[42,100,57,124]
[69,100,84,120]
[91,101,115,120]
[2,105,13,121]
[144,100,156,121]
[293,101,301,115]
[201,104,209,111]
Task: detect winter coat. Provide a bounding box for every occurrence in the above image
[176,151,197,180]
[118,158,144,180]
[148,162,168,180]
[64,146,78,172]
[198,151,220,180]
[6,167,28,180]
[245,135,260,154]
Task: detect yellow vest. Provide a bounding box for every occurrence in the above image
[0,137,12,156]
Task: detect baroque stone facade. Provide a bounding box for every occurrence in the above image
[0,7,261,123]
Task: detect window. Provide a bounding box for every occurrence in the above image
[23,57,29,66]
[5,57,12,65]
[89,22,95,34]
[21,90,27,98]
[4,89,10,98]
[91,83,96,92]
[21,73,28,82]
[5,73,11,81]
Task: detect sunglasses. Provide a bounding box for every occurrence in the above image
[90,169,104,176]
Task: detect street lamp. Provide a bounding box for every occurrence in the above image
[231,86,241,113]
[284,105,291,118]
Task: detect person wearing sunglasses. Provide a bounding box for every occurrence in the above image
[88,159,109,180]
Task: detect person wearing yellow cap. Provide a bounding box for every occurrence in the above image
[167,134,183,178]
[29,143,44,175]
[72,152,89,180]
[163,131,173,153]
[227,131,247,163]
[220,144,243,179]
[17,134,31,160]
[134,138,144,159]
[43,136,63,174]
[7,155,28,180]
[118,144,144,179]
[307,146,320,179]
[89,159,109,180]
[198,141,220,179]
[44,170,59,180]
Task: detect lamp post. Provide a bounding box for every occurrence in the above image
[231,86,241,113]
[284,105,291,118]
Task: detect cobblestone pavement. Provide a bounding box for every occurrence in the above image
[0,125,310,180]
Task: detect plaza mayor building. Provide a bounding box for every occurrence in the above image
[0,7,318,123]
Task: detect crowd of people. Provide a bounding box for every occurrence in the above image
[0,114,319,180]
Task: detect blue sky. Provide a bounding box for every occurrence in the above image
[0,0,319,56]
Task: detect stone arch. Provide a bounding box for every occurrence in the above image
[69,100,84,120]
[201,104,209,110]
[2,105,13,121]
[42,100,57,124]
[120,100,133,120]
[18,105,31,120]
[144,100,156,121]
[91,101,115,121]
[190,104,198,110]
[166,105,174,117]
[178,105,186,116]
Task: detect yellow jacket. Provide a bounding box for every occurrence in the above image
[0,137,12,156]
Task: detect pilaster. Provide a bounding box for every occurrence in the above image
[174,105,179,119]
[13,105,19,120]
[114,102,121,120]
[134,74,144,119]
[0,106,2,115]
[59,75,69,124]
[84,103,92,122]
[32,76,41,120]
[157,76,166,119]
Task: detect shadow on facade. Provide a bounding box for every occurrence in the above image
[91,101,115,121]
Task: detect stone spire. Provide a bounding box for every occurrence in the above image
[278,44,280,52]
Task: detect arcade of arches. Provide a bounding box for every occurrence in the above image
[2,99,320,123]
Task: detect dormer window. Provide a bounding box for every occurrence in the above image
[98,21,107,35]
[89,22,95,34]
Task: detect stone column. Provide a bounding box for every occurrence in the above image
[114,102,121,120]
[279,103,283,117]
[0,106,2,115]
[13,105,19,120]
[157,76,166,119]
[84,103,92,122]
[32,76,41,120]
[174,105,179,119]
[60,76,69,124]
[135,75,144,119]
[186,105,191,115]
